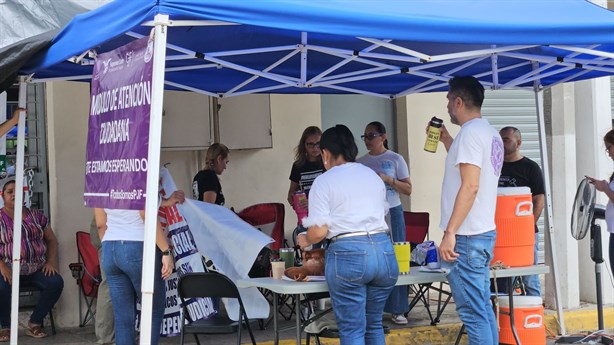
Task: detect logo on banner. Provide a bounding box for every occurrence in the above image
[144,40,154,63]
[84,36,154,210]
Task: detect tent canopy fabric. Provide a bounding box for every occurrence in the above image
[20,0,614,98]
[0,0,111,94]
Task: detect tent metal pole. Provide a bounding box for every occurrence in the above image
[533,82,566,335]
[490,45,499,88]
[10,80,27,345]
[140,13,169,345]
[300,32,307,86]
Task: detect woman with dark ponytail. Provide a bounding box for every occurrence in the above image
[297,124,398,344]
[586,128,614,274]
[357,121,412,325]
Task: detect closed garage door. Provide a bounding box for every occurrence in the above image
[482,89,544,264]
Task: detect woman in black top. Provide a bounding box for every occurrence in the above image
[193,143,230,205]
[287,126,324,206]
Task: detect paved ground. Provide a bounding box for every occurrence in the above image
[9,299,614,344]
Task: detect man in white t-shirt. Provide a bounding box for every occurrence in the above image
[437,76,503,345]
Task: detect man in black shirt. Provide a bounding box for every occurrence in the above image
[498,126,545,296]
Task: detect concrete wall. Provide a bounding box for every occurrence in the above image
[45,81,93,327]
[399,92,457,243]
[42,78,614,327]
[45,83,321,326]
[221,94,322,232]
[574,77,613,305]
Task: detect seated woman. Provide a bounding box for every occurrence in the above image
[0,180,64,341]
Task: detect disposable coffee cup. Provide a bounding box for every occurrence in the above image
[271,260,285,279]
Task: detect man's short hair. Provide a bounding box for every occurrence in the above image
[448,76,485,109]
[500,126,522,140]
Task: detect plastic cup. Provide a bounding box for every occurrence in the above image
[271,260,285,279]
[394,242,411,274]
[279,248,295,269]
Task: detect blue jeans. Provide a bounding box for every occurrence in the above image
[609,233,613,279]
[384,204,408,314]
[522,232,542,296]
[444,231,497,345]
[0,269,64,328]
[325,232,398,345]
[102,241,165,345]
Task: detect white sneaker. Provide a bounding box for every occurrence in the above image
[391,314,408,325]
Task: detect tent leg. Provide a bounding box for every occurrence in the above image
[140,13,170,345]
[10,79,28,345]
[534,89,566,335]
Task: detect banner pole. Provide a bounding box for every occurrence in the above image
[140,14,169,345]
[10,80,27,345]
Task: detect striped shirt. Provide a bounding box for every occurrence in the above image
[0,208,49,275]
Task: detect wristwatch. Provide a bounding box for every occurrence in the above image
[161,249,172,256]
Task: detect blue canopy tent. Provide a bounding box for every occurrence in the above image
[21,0,614,97]
[11,0,614,343]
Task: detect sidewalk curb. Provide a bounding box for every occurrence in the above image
[259,307,614,345]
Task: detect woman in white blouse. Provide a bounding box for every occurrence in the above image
[298,124,399,345]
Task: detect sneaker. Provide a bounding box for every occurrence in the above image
[391,314,408,325]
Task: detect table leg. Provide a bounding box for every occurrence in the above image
[273,292,279,345]
[408,284,435,324]
[508,277,521,345]
[295,294,302,345]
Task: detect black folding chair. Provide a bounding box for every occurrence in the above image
[177,272,257,345]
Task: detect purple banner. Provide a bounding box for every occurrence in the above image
[84,37,154,209]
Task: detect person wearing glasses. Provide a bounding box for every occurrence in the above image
[586,128,614,276]
[357,121,412,325]
[287,126,325,238]
[297,124,398,344]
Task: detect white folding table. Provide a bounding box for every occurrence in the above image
[237,265,550,345]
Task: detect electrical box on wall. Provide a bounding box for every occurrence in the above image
[218,94,272,149]
[161,90,212,150]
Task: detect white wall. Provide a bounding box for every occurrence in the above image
[46,81,93,327]
[42,79,613,327]
[46,84,321,326]
[400,92,456,243]
[222,94,321,235]
[547,83,581,309]
[321,95,394,157]
[575,77,614,305]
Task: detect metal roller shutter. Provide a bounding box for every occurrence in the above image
[482,89,544,264]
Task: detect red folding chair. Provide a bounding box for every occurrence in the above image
[237,202,285,251]
[404,211,430,244]
[403,211,452,325]
[68,231,101,327]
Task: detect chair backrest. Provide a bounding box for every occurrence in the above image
[75,231,101,297]
[404,211,430,244]
[178,272,242,300]
[237,202,285,251]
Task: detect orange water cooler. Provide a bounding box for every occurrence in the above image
[497,296,545,345]
[492,187,534,267]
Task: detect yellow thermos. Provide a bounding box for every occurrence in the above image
[424,117,443,153]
